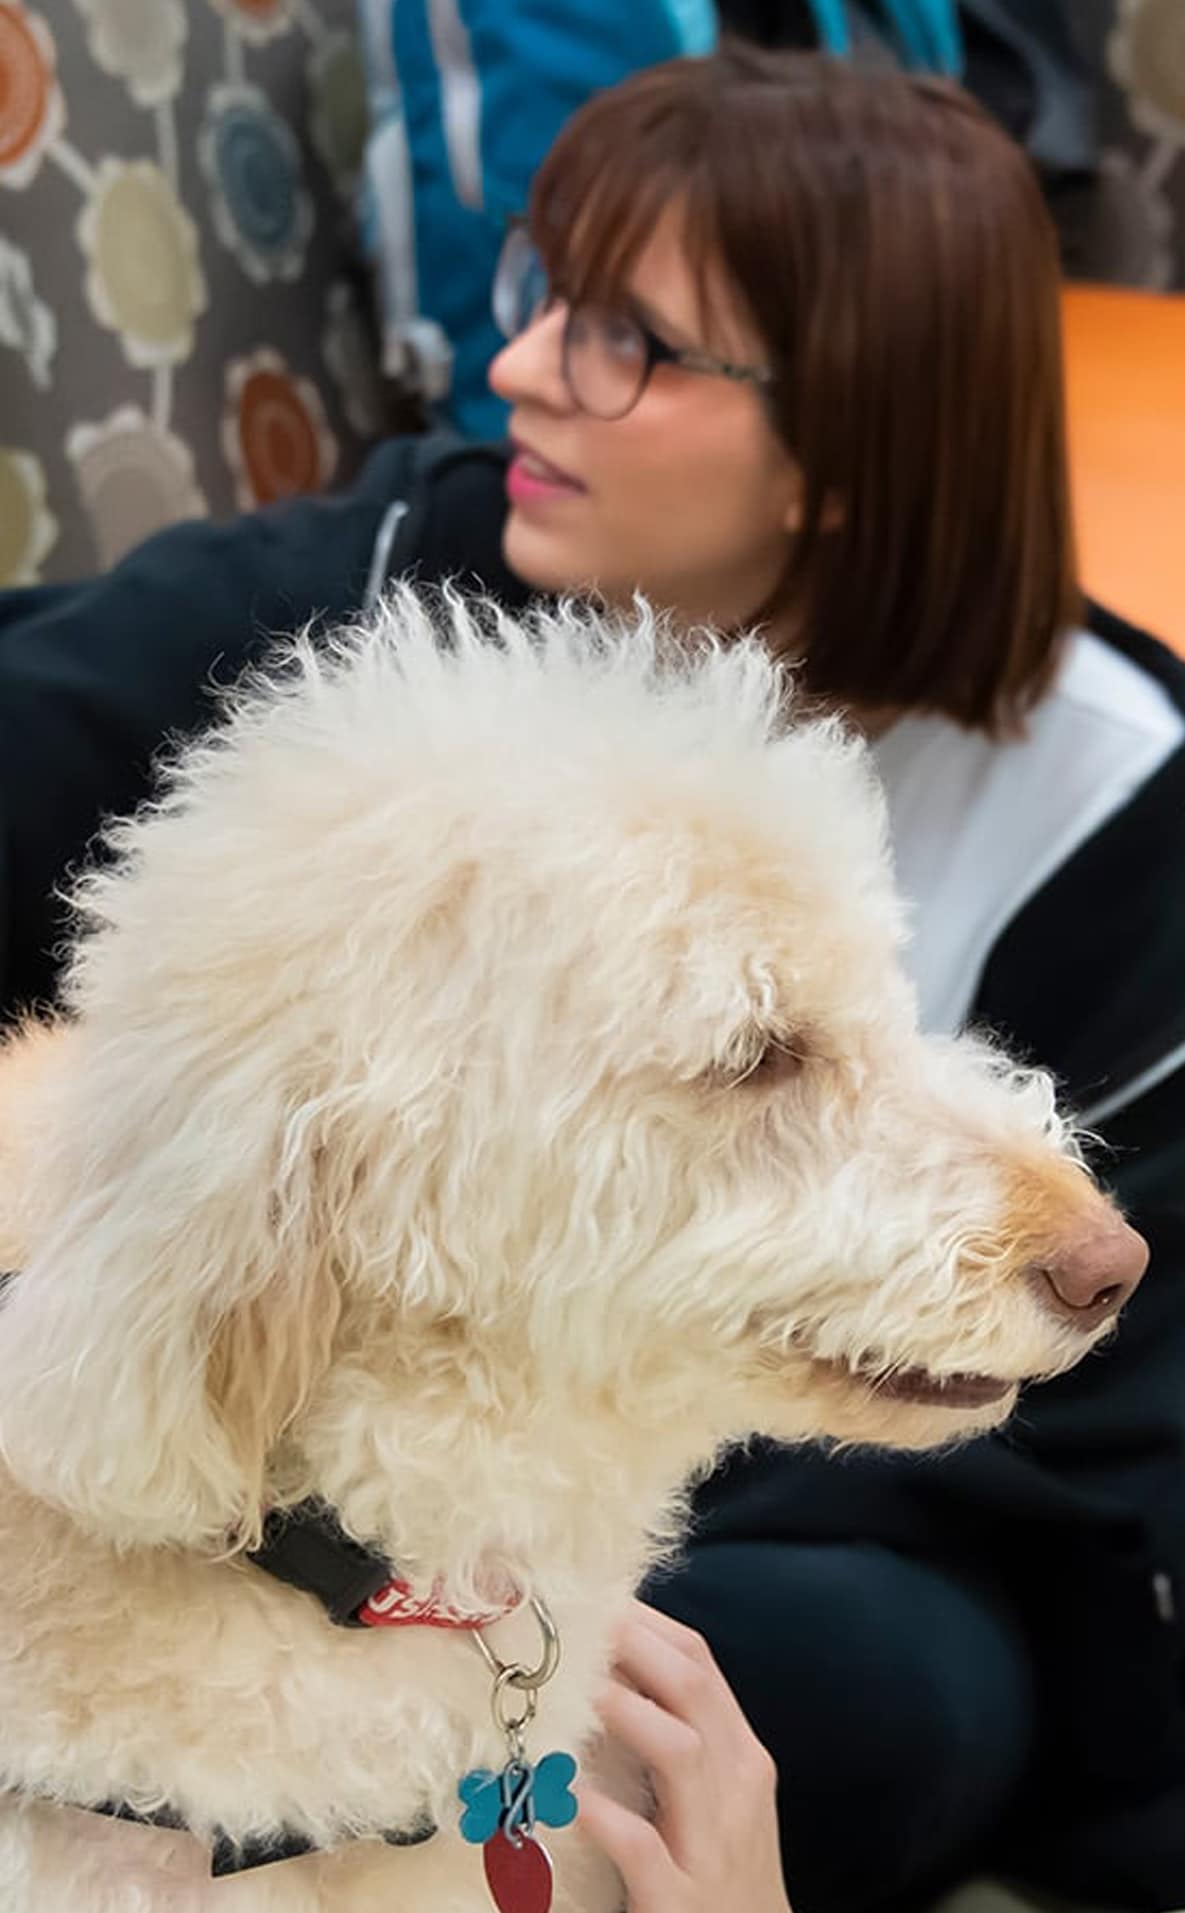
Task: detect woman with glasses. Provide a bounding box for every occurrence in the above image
[2,42,1184,1913]
[481,56,1185,1913]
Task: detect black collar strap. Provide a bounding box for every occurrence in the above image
[246,1498,398,1627]
[246,1496,521,1633]
[89,1799,435,1876]
[0,1275,438,1873]
[60,1502,441,1873]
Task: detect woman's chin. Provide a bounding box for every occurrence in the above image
[502,510,597,598]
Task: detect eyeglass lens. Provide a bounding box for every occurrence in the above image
[495,230,650,420]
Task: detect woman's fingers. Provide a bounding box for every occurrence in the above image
[611,1601,757,1754]
[569,1599,793,1911]
[626,1598,712,1661]
[575,1782,683,1911]
[592,1672,707,1871]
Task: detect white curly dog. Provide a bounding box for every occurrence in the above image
[0,591,1145,1911]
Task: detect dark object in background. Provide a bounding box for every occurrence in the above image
[962,1,1093,166]
[716,0,818,42]
[716,0,1185,290]
[717,0,1096,169]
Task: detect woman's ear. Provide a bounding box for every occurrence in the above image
[781,486,844,536]
[0,1020,340,1551]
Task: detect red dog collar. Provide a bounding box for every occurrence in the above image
[247,1499,519,1632]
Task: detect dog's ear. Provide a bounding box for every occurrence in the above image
[0,1024,342,1550]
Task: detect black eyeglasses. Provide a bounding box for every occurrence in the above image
[492,222,773,422]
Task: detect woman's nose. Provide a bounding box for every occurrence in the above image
[489,307,572,412]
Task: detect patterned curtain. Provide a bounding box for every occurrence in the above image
[0,0,395,587]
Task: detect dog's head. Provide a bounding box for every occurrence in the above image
[0,591,1144,1550]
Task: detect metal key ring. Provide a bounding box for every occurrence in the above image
[491,1664,539,1738]
[472,1594,561,1692]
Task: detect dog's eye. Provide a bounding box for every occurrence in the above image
[738,1037,808,1088]
[701,1029,812,1093]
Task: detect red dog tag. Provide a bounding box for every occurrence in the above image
[482,1829,554,1913]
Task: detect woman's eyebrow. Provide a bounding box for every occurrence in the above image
[624,289,700,351]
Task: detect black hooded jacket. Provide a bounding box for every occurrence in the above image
[2,435,1182,1900]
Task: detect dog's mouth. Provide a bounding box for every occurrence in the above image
[754,1322,1020,1413]
[814,1356,1014,1410]
[865,1366,1013,1409]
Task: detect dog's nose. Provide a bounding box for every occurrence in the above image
[1030,1215,1149,1330]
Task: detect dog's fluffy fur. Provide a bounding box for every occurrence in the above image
[0,590,1130,1909]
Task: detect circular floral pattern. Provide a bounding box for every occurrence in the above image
[204,0,290,48]
[308,32,369,197]
[0,2,65,190]
[73,0,187,109]
[67,406,207,569]
[78,158,207,368]
[1109,0,1185,141]
[199,82,313,285]
[222,347,338,509]
[0,233,55,387]
[0,446,56,584]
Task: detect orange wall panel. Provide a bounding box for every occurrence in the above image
[1062,285,1185,657]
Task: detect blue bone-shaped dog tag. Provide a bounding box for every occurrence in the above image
[458,1752,578,1846]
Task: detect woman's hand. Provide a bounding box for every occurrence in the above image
[576,1599,793,1913]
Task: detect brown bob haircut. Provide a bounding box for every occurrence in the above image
[529,44,1081,734]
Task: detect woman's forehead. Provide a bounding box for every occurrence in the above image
[572,198,759,361]
[634,208,762,359]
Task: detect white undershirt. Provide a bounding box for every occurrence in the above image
[870,630,1185,1038]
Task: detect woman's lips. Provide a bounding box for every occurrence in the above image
[506,445,586,506]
